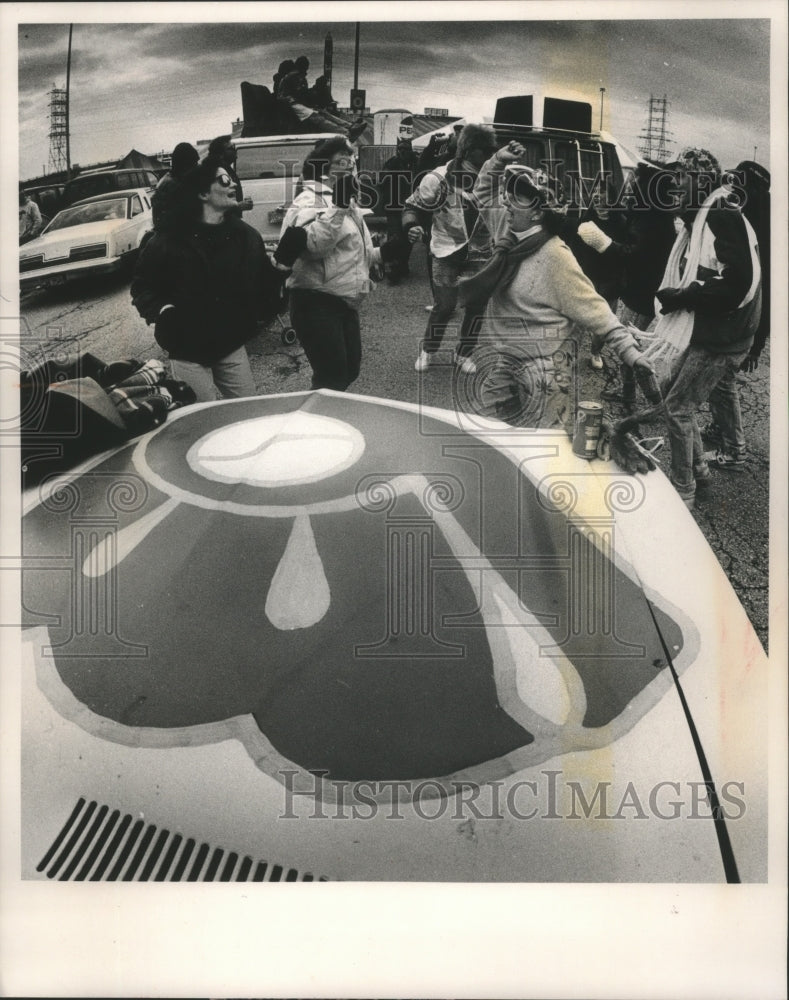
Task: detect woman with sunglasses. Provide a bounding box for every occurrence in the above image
[131,155,282,402]
[459,143,658,465]
[278,135,391,392]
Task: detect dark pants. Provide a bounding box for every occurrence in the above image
[423,252,486,359]
[289,289,361,391]
[385,212,413,279]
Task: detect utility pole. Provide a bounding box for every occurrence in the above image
[65,24,73,180]
[599,87,605,131]
[354,22,360,91]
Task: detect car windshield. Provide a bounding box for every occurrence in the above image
[45,199,128,232]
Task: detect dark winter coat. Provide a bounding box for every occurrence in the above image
[131,216,282,364]
[679,203,761,355]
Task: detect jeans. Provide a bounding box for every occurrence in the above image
[479,343,576,435]
[289,288,361,391]
[423,253,486,359]
[708,367,747,458]
[170,346,257,403]
[663,346,748,498]
[615,302,656,404]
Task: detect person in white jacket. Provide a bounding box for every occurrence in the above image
[279,136,383,391]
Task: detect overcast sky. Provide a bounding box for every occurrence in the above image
[13,9,775,181]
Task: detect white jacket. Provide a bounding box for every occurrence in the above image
[281,180,380,303]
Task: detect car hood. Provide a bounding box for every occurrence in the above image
[21,218,130,257]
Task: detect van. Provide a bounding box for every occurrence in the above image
[233,133,344,243]
[62,169,159,207]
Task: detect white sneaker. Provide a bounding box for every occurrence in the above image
[590,353,604,371]
[414,349,432,372]
[454,352,477,375]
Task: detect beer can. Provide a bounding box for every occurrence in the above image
[572,401,604,459]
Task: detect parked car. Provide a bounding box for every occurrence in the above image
[19,188,154,290]
[61,168,159,207]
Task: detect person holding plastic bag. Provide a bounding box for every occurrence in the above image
[616,147,761,508]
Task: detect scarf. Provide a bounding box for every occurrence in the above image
[458,225,553,307]
[643,186,730,384]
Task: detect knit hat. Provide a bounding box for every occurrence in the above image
[503,164,566,214]
[456,123,497,160]
[674,147,722,181]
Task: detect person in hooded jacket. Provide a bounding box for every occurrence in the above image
[131,155,283,402]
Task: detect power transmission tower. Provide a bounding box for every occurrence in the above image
[638,94,673,163]
[48,85,69,174]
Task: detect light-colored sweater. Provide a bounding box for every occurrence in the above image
[480,236,642,365]
[472,150,640,364]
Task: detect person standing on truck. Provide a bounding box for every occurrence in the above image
[130,155,283,403]
[278,136,395,392]
[403,123,499,374]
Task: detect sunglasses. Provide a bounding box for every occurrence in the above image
[214,173,234,188]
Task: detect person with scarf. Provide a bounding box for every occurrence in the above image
[402,124,499,374]
[459,146,658,467]
[614,147,761,508]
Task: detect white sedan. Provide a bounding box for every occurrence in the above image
[19,188,153,290]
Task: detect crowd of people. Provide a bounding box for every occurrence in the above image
[130,126,770,510]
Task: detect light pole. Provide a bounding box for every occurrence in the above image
[599,87,605,131]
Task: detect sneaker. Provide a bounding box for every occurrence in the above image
[454,352,477,375]
[414,349,432,372]
[704,449,746,472]
[589,353,604,371]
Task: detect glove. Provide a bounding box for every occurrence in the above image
[333,173,357,208]
[740,349,760,373]
[631,358,662,404]
[154,307,180,353]
[274,225,308,268]
[607,421,659,476]
[577,221,612,253]
[656,286,692,314]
